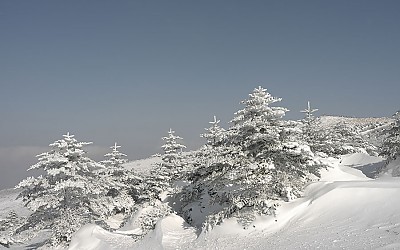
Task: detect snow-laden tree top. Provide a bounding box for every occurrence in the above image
[161,128,186,157]
[27,132,93,172]
[200,115,226,146]
[301,101,318,122]
[232,86,288,125]
[102,142,128,169]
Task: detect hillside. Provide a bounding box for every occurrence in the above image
[62,153,400,250]
[318,115,393,130]
[0,152,393,250]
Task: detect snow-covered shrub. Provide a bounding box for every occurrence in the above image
[136,201,171,234]
[379,111,400,176]
[0,211,25,247]
[380,111,400,162]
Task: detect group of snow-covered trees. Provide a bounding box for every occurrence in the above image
[179,87,324,229]
[12,134,138,246]
[379,111,400,176]
[2,86,399,247]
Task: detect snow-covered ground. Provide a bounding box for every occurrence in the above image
[2,153,400,250]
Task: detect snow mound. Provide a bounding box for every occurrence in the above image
[68,224,137,250]
[132,214,197,250]
[68,214,197,250]
[317,157,369,182]
[192,159,400,249]
[340,153,385,178]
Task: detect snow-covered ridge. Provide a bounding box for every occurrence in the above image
[318,115,393,131]
[123,156,162,175]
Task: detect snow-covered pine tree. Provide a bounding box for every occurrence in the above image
[379,111,400,175]
[152,128,187,187]
[99,143,138,222]
[201,116,226,147]
[15,133,117,246]
[298,102,340,156]
[196,116,227,168]
[161,128,186,169]
[128,131,188,239]
[102,142,129,169]
[300,101,319,140]
[179,87,323,230]
[134,129,186,231]
[301,101,318,126]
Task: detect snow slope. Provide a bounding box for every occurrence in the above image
[190,155,400,250]
[2,153,400,249]
[65,153,400,250]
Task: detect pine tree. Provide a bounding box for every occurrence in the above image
[128,131,187,239]
[142,129,187,206]
[154,128,187,185]
[102,142,128,169]
[180,87,324,230]
[161,128,186,168]
[99,143,137,220]
[15,133,117,246]
[197,116,227,168]
[200,116,226,147]
[300,101,319,141]
[301,101,319,126]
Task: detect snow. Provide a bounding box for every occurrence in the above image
[131,214,197,250]
[123,156,162,175]
[189,154,400,249]
[2,153,400,249]
[339,153,385,178]
[66,153,400,249]
[0,189,29,218]
[69,224,137,250]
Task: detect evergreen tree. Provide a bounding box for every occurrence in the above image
[99,143,137,221]
[161,128,186,168]
[180,87,324,230]
[300,101,319,142]
[102,142,128,169]
[152,128,187,188]
[200,116,226,147]
[15,133,117,246]
[198,116,227,167]
[141,129,187,210]
[300,101,318,126]
[128,131,187,239]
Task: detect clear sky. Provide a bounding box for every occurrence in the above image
[1,0,399,189]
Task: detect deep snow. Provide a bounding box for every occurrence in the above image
[2,153,400,250]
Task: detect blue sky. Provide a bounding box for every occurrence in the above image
[1,0,399,189]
